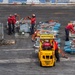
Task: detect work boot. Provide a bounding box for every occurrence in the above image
[31,39,35,42]
[56,60,60,62]
[62,56,68,59]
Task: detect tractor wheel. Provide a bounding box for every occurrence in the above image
[39,61,42,67]
[53,62,55,66]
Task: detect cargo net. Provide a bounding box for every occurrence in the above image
[33,20,61,48]
[0,39,16,45]
[69,31,75,38]
[15,18,31,38]
[36,22,56,30]
[71,39,75,49]
[36,21,59,36]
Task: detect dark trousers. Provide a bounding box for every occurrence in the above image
[30,24,35,35]
[12,23,15,33]
[55,48,60,61]
[8,23,12,35]
[65,28,69,41]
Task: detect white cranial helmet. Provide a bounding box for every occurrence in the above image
[32,14,35,17]
[45,40,49,42]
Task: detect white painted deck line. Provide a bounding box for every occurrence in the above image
[0,57,75,63]
[0,48,34,51]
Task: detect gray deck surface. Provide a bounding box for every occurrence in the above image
[0,5,75,75]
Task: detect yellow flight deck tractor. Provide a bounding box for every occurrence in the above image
[38,34,56,67]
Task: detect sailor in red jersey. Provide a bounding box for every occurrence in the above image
[65,23,75,41]
[28,14,36,35]
[7,14,12,35]
[11,13,17,33]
